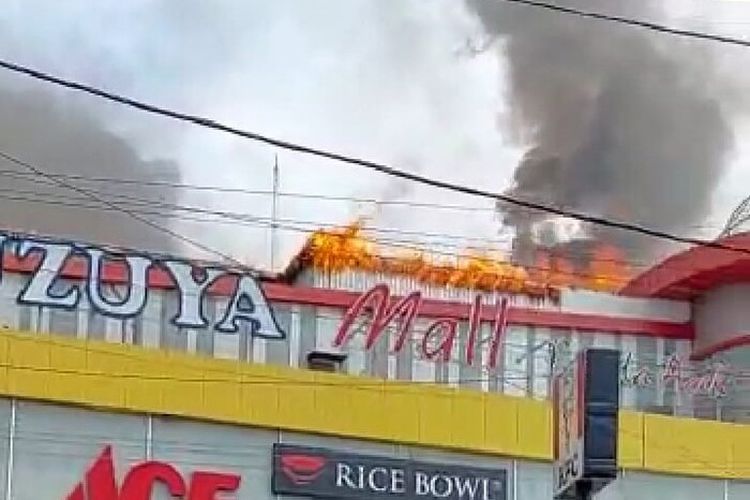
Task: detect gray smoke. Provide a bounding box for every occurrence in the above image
[466,0,734,262]
[0,82,181,253]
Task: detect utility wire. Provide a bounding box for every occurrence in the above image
[0,182,719,279]
[0,168,730,230]
[0,149,246,268]
[0,187,715,297]
[0,58,749,258]
[495,0,750,48]
[0,169,496,214]
[0,183,514,247]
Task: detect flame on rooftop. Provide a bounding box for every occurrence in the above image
[290,221,631,299]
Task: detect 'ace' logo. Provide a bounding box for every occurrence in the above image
[66,446,241,500]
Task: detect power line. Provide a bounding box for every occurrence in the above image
[0,58,748,258]
[0,167,732,231]
[494,0,750,48]
[0,149,247,268]
[0,183,513,247]
[0,189,646,272]
[0,185,717,292]
[0,180,719,299]
[0,180,721,277]
[0,168,496,214]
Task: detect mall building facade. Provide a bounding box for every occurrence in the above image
[0,231,747,498]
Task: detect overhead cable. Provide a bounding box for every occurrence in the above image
[0,58,748,257]
[0,150,245,267]
[495,0,750,48]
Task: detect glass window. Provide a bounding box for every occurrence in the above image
[532,328,552,399]
[516,460,553,500]
[366,325,389,378]
[412,319,435,383]
[17,305,33,332]
[635,336,658,411]
[87,308,107,341]
[297,305,317,367]
[11,401,146,500]
[266,304,291,366]
[728,480,750,500]
[503,326,530,396]
[151,416,276,500]
[47,307,78,338]
[610,471,725,499]
[195,297,216,357]
[315,307,342,351]
[160,292,188,352]
[395,335,413,381]
[458,320,482,390]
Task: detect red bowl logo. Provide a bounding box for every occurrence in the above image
[280,454,327,485]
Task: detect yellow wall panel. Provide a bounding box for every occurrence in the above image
[347,385,386,440]
[451,391,485,450]
[617,410,644,469]
[727,424,750,479]
[203,379,243,422]
[125,378,165,413]
[417,388,454,446]
[82,374,128,409]
[0,330,749,481]
[8,334,49,369]
[311,375,353,436]
[644,414,731,478]
[382,383,421,443]
[241,372,279,428]
[515,397,551,460]
[49,341,87,371]
[276,368,316,430]
[483,393,519,456]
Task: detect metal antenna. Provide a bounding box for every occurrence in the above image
[720,194,750,238]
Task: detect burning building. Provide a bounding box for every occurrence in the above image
[0,224,745,498]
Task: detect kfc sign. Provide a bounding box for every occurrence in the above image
[66,446,240,500]
[272,444,507,500]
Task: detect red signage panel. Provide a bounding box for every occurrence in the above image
[65,445,241,500]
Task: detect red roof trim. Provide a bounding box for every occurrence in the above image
[622,233,750,299]
[5,253,693,340]
[690,334,750,361]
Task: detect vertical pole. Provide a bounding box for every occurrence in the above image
[5,399,16,500]
[270,154,279,272]
[145,414,153,460]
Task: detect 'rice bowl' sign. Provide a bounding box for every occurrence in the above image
[272,444,508,500]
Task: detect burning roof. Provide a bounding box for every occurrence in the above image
[284,221,632,299]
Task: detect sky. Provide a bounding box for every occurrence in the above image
[0,0,748,272]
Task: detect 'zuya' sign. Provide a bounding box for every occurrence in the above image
[272,444,507,500]
[0,234,285,339]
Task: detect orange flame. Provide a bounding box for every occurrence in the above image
[295,221,631,298]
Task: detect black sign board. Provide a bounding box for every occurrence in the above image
[553,348,620,499]
[272,444,508,500]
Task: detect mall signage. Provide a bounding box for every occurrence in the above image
[272,444,508,500]
[0,234,285,338]
[333,284,510,368]
[553,348,619,500]
[66,445,241,499]
[620,352,730,398]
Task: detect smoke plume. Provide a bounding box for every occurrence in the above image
[0,82,182,253]
[466,0,734,262]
